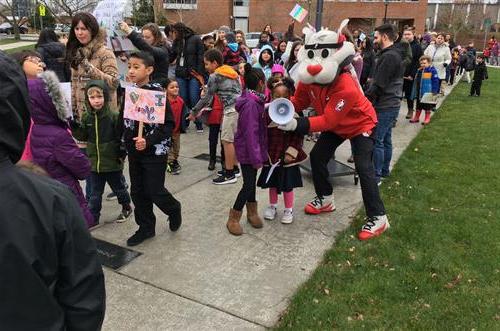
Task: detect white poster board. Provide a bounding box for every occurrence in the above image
[60,82,73,118]
[93,0,137,51]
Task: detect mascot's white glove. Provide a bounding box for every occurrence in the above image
[278,118,298,131]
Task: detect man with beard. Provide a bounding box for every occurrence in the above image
[366,24,405,185]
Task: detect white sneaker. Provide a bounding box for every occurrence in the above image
[281,208,293,224]
[358,215,390,241]
[264,205,277,220]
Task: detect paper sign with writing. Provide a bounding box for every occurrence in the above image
[290,4,308,23]
[93,0,137,51]
[124,87,167,124]
[60,82,72,118]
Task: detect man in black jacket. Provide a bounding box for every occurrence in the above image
[402,27,423,119]
[366,24,405,184]
[0,50,105,330]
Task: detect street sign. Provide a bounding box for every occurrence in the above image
[39,4,46,17]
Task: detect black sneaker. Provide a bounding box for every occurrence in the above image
[116,208,133,223]
[212,173,237,185]
[168,208,182,232]
[217,167,241,178]
[126,230,155,247]
[106,192,117,201]
[171,160,181,175]
[166,161,174,173]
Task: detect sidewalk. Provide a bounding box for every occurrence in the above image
[93,81,459,330]
[0,41,36,51]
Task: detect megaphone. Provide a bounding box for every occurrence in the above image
[269,98,295,125]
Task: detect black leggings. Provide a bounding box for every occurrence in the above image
[232,164,257,211]
[209,124,224,166]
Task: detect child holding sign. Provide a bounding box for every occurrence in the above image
[121,52,182,247]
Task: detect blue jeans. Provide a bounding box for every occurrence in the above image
[374,108,400,181]
[177,77,203,130]
[89,171,131,223]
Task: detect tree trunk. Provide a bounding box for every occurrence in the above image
[13,21,20,41]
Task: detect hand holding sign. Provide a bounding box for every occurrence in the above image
[123,86,167,138]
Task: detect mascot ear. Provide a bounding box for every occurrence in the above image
[302,23,316,44]
[338,19,350,36]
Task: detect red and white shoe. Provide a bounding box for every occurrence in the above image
[358,215,390,241]
[304,195,336,215]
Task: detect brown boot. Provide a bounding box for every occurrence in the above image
[405,109,413,119]
[227,209,243,236]
[246,202,263,228]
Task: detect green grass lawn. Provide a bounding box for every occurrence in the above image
[276,69,500,330]
[3,44,35,54]
[0,39,19,46]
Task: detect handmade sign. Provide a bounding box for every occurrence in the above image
[60,82,72,118]
[124,87,167,124]
[93,0,137,51]
[289,4,308,23]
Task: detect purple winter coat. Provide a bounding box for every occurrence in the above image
[28,72,94,227]
[234,90,268,167]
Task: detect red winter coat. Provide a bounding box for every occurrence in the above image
[169,95,186,134]
[207,94,224,125]
[292,72,377,139]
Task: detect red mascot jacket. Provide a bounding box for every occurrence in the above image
[292,72,377,139]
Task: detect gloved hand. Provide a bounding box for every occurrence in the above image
[278,118,297,131]
[443,62,448,67]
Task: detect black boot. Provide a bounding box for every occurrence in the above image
[168,207,182,232]
[127,229,155,246]
[208,159,216,171]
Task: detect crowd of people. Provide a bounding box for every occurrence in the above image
[0,12,495,328]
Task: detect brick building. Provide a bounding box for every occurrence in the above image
[162,0,429,35]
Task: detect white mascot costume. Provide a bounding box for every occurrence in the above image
[278,20,389,240]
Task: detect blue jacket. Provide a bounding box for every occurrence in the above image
[411,66,439,101]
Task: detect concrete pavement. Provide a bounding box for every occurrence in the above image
[0,40,36,51]
[93,81,459,330]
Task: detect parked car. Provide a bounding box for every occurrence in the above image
[245,32,261,49]
[0,23,28,34]
[54,24,70,33]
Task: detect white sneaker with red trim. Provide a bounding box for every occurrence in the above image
[358,215,390,241]
[304,195,336,215]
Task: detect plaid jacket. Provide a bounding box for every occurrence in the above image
[265,113,307,167]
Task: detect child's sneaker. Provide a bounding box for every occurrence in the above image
[304,195,336,215]
[212,172,237,185]
[116,208,133,223]
[264,205,277,220]
[358,215,390,241]
[281,208,294,224]
[171,160,181,175]
[217,167,241,178]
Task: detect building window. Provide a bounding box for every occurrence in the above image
[234,0,249,6]
[164,0,197,10]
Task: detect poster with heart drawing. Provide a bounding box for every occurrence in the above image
[123,87,167,124]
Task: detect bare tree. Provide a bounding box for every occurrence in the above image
[436,0,485,41]
[0,0,29,40]
[39,0,98,21]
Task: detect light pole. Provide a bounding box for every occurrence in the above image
[315,0,324,31]
[383,0,389,24]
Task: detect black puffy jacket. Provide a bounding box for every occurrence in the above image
[37,41,69,82]
[171,31,204,78]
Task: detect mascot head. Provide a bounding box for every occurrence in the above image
[296,19,355,85]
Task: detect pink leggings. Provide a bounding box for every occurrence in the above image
[269,188,294,209]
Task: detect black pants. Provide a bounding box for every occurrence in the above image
[449,67,456,85]
[89,171,131,222]
[310,131,385,217]
[129,157,181,234]
[470,80,482,96]
[209,124,224,166]
[403,79,414,111]
[232,164,257,211]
